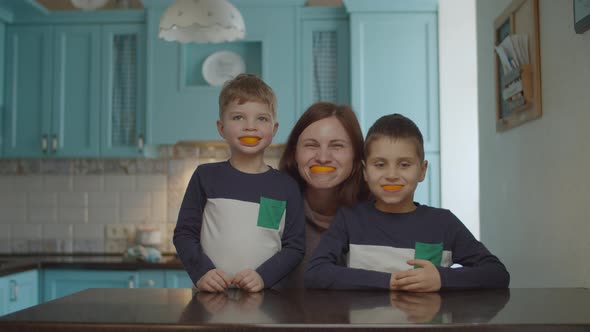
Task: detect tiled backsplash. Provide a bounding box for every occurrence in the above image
[0,144,283,254]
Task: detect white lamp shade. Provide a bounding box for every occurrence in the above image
[159,0,246,43]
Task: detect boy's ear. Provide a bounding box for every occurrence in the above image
[362,160,367,182]
[272,122,279,137]
[216,120,225,139]
[418,160,428,182]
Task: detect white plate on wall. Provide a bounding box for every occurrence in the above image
[202,51,246,87]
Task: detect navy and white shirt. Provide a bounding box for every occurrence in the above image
[174,161,305,288]
[305,201,509,290]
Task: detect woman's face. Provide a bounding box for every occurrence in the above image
[295,117,355,190]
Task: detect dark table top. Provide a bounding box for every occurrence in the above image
[1,288,590,331]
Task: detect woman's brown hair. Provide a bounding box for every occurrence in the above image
[279,102,369,207]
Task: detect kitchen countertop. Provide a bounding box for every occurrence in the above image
[0,255,184,277]
[1,287,590,331]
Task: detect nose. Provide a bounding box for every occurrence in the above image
[243,118,257,131]
[315,147,332,164]
[385,166,399,180]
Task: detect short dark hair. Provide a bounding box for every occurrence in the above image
[218,73,277,118]
[279,102,369,207]
[364,114,424,161]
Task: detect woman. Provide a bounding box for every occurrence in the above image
[279,102,369,287]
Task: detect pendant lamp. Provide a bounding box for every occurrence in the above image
[159,0,246,43]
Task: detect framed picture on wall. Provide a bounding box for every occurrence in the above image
[574,0,590,34]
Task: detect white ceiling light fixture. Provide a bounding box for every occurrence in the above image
[70,0,109,10]
[159,0,246,44]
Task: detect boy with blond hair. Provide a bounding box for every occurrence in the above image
[175,74,305,292]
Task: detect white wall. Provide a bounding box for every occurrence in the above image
[439,0,480,239]
[477,0,590,288]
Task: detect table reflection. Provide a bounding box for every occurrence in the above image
[178,288,510,325]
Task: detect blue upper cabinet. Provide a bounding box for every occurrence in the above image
[143,0,306,145]
[300,7,350,112]
[100,24,146,157]
[343,0,440,206]
[4,24,101,158]
[3,20,146,158]
[4,25,54,158]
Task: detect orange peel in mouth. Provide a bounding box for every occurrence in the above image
[382,185,404,191]
[310,166,336,173]
[239,137,260,145]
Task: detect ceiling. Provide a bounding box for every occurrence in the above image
[36,0,143,10]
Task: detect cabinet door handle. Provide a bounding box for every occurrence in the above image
[41,135,48,153]
[137,134,144,154]
[51,134,58,153]
[128,276,135,288]
[9,280,18,302]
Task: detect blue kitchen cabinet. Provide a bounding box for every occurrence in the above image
[0,270,39,316]
[165,270,193,289]
[3,21,146,158]
[344,0,440,207]
[137,270,166,288]
[4,25,101,158]
[100,23,146,157]
[42,269,139,302]
[300,7,350,111]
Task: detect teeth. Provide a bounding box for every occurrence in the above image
[382,185,403,191]
[310,166,336,173]
[239,137,260,144]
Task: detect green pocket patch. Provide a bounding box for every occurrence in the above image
[257,197,286,230]
[414,242,443,268]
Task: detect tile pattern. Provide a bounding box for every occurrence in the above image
[0,143,284,254]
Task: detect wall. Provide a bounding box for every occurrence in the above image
[0,21,4,153]
[477,0,590,288]
[0,146,282,254]
[438,0,479,238]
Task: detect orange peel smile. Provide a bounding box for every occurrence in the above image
[310,166,336,173]
[239,137,260,145]
[382,185,404,191]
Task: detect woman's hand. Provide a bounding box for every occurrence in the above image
[390,259,442,292]
[233,269,264,292]
[196,269,232,293]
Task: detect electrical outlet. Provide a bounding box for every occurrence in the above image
[105,239,127,253]
[105,224,135,240]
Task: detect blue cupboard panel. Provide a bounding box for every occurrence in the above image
[6,270,39,314]
[43,269,138,302]
[52,25,101,157]
[4,26,52,157]
[0,275,7,316]
[349,13,439,152]
[100,24,146,157]
[165,270,193,289]
[138,270,165,288]
[0,270,39,316]
[300,10,350,111]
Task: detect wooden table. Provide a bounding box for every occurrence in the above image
[1,288,589,331]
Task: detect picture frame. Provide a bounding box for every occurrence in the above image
[574,0,590,34]
[493,0,542,132]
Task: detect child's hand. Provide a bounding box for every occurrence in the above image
[232,269,264,292]
[196,292,229,313]
[196,269,232,293]
[390,259,441,292]
[389,292,441,322]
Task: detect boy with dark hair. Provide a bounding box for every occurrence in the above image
[174,74,305,293]
[305,114,509,291]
